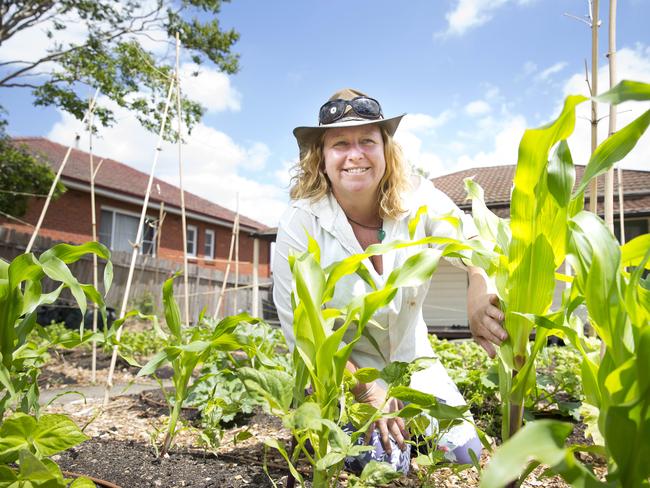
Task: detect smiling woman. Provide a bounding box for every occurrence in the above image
[273,88,509,476]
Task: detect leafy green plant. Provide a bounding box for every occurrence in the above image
[187,322,292,449]
[0,242,112,421]
[136,273,261,456]
[473,80,650,487]
[0,412,95,487]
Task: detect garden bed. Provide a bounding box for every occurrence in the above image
[40,349,603,487]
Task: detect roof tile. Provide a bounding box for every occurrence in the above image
[12,137,268,231]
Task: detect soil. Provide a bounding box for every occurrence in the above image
[42,350,606,488]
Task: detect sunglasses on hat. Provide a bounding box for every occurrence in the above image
[318,96,383,125]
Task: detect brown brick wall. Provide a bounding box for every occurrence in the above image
[0,187,271,277]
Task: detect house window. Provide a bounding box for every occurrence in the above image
[99,209,156,255]
[204,229,215,259]
[614,218,648,244]
[186,225,197,256]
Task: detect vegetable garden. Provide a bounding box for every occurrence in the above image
[1,80,649,487]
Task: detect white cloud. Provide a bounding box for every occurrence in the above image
[452,114,527,171]
[47,98,287,226]
[536,61,568,82]
[179,64,241,113]
[465,100,491,116]
[562,44,650,170]
[438,0,532,37]
[523,61,538,76]
[394,112,451,177]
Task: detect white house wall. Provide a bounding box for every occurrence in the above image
[423,258,469,328]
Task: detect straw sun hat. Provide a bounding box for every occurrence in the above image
[292,88,405,158]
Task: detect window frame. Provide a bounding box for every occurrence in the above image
[204,229,215,260]
[186,224,198,257]
[99,206,156,256]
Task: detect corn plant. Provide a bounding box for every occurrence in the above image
[136,273,261,456]
[243,227,487,487]
[0,242,113,420]
[467,80,650,487]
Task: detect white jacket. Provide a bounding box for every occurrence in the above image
[272,176,477,402]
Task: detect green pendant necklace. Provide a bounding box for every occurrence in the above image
[346,215,385,242]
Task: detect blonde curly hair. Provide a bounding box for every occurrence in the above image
[289,126,411,219]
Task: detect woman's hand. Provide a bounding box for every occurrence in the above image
[467,267,507,358]
[353,381,409,455]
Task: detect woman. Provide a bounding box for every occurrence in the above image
[273,88,506,472]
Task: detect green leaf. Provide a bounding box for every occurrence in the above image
[479,420,603,488]
[547,140,575,207]
[17,449,66,487]
[237,367,293,413]
[464,177,501,243]
[264,438,303,484]
[136,350,168,377]
[358,461,401,485]
[385,249,442,289]
[389,386,435,406]
[574,108,650,196]
[408,206,428,240]
[32,414,88,458]
[162,273,183,339]
[594,80,650,104]
[621,234,650,269]
[353,368,380,384]
[0,413,37,463]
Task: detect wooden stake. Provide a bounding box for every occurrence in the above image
[589,0,600,214]
[214,211,239,319]
[104,76,176,405]
[604,0,617,233]
[175,32,191,328]
[88,96,100,383]
[617,166,625,244]
[233,193,240,313]
[26,88,100,253]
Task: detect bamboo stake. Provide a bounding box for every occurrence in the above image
[88,96,99,383]
[589,0,600,214]
[104,76,176,405]
[175,33,191,328]
[214,211,239,319]
[233,193,240,313]
[604,0,617,233]
[26,88,100,253]
[617,166,625,244]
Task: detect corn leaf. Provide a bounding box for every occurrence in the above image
[621,234,650,269]
[594,80,650,104]
[479,420,604,488]
[547,140,575,208]
[574,109,650,197]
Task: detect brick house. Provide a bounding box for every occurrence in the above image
[424,164,650,335]
[1,137,275,279]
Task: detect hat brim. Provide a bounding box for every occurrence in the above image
[293,114,405,158]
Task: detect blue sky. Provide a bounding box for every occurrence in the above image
[2,0,649,225]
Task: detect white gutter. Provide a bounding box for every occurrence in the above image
[62,178,262,233]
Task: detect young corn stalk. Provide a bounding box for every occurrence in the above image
[0,242,112,420]
[243,224,487,487]
[136,273,260,456]
[469,80,650,487]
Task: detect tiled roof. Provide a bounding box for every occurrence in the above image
[433,164,650,217]
[12,137,268,231]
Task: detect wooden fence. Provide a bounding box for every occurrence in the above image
[0,227,273,323]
